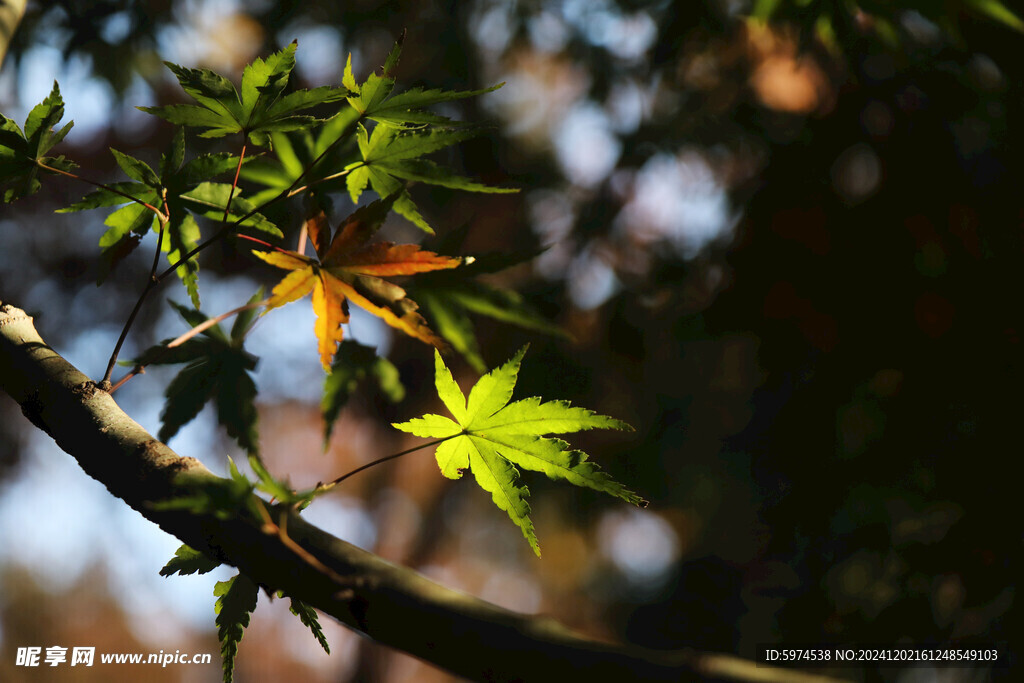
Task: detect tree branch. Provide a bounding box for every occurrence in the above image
[0,300,845,683]
[0,0,26,69]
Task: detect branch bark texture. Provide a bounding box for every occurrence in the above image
[0,300,844,683]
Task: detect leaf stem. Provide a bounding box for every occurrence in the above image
[123,119,361,375]
[37,160,167,220]
[158,117,363,281]
[317,437,452,493]
[236,232,291,253]
[221,142,247,227]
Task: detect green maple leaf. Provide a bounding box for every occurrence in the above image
[393,347,644,556]
[343,34,503,127]
[215,573,259,683]
[134,295,263,455]
[345,123,516,233]
[140,42,347,147]
[238,101,364,206]
[60,129,277,303]
[160,544,221,577]
[240,36,513,229]
[287,597,330,654]
[416,282,568,373]
[0,82,76,202]
[322,340,405,447]
[412,230,569,372]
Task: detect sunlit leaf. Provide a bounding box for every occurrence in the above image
[110,147,161,186]
[254,198,461,369]
[181,182,282,237]
[393,348,643,556]
[57,182,156,213]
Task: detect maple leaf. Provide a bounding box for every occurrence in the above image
[287,597,330,654]
[134,296,263,455]
[345,123,516,233]
[412,227,570,372]
[342,33,503,128]
[139,42,347,147]
[393,347,645,556]
[0,82,76,202]
[160,544,221,577]
[253,197,462,369]
[322,340,405,447]
[215,573,258,683]
[59,129,278,304]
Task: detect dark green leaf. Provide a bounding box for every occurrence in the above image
[0,82,77,202]
[231,288,266,341]
[215,573,259,683]
[368,83,504,127]
[322,341,405,446]
[94,203,157,282]
[96,231,143,285]
[411,263,568,370]
[161,127,186,178]
[156,302,262,455]
[163,209,202,307]
[160,544,221,576]
[247,454,306,504]
[159,359,221,444]
[418,289,486,372]
[131,338,212,367]
[169,300,229,342]
[178,153,246,187]
[965,0,1024,31]
[216,361,259,455]
[288,598,330,654]
[138,103,237,136]
[345,123,515,231]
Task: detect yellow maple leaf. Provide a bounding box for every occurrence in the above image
[254,198,461,369]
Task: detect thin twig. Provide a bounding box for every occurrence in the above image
[108,298,268,393]
[101,209,170,385]
[166,299,267,348]
[295,216,309,256]
[158,121,362,281]
[109,118,360,383]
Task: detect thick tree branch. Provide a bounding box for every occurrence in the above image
[0,300,844,683]
[0,0,26,68]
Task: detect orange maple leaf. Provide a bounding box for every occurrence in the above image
[254,198,461,369]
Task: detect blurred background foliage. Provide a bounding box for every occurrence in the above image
[0,1,1021,681]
